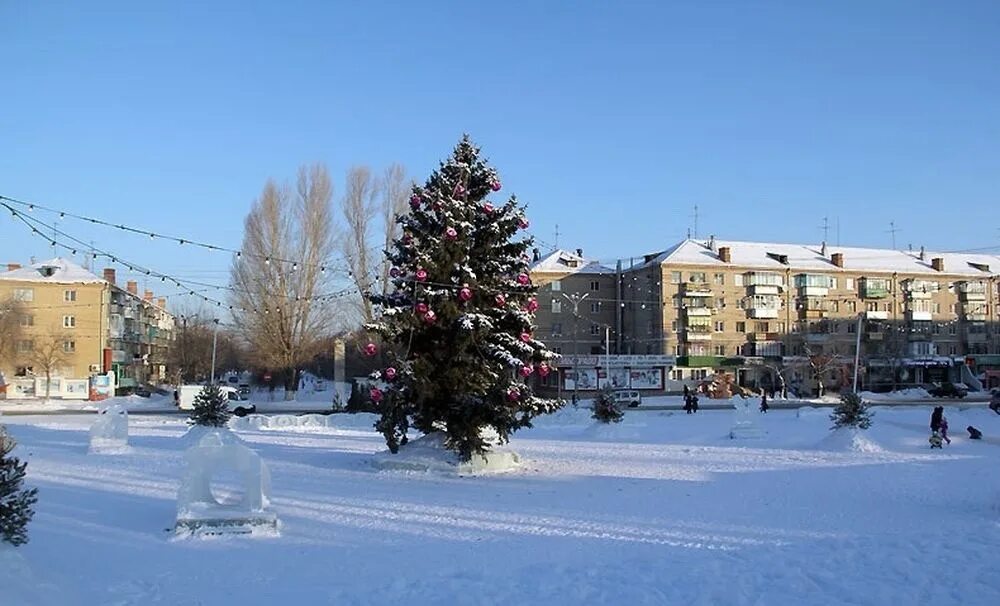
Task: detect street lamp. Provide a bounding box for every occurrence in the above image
[852,312,864,392]
[562,292,589,405]
[209,319,220,384]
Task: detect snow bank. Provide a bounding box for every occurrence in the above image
[580,420,643,441]
[860,388,932,401]
[531,406,594,428]
[817,428,885,453]
[228,413,378,432]
[372,431,521,475]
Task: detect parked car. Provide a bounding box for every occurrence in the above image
[926,382,968,399]
[612,390,642,407]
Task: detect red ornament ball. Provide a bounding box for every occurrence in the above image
[445,227,458,240]
[409,194,420,209]
[453,184,466,198]
[363,342,377,357]
[424,310,437,323]
[538,363,551,378]
[525,298,539,312]
[415,302,429,315]
[416,269,428,282]
[520,332,532,343]
[507,388,520,402]
[369,388,383,403]
[483,203,494,214]
[491,180,502,192]
[390,267,400,279]
[516,273,530,285]
[494,293,506,307]
[459,287,473,301]
[520,364,533,377]
[518,218,530,229]
[385,367,397,381]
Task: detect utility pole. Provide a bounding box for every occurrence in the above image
[852,312,864,392]
[887,222,900,250]
[562,292,590,405]
[210,318,220,384]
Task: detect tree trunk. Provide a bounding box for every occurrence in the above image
[284,368,298,401]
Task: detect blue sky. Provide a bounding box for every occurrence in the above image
[2,0,999,305]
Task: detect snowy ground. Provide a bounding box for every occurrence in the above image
[3,405,1000,605]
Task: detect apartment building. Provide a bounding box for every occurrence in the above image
[625,238,999,393]
[0,258,175,399]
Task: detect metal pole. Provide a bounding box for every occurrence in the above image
[852,313,863,392]
[563,292,589,404]
[605,325,611,385]
[210,319,219,384]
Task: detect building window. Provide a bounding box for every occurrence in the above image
[551,323,562,337]
[866,302,878,312]
[671,320,678,332]
[63,315,76,328]
[551,299,561,314]
[714,345,726,355]
[591,324,601,336]
[550,280,561,292]
[673,296,681,309]
[716,298,726,309]
[19,314,34,327]
[63,340,76,353]
[949,345,957,355]
[949,324,957,335]
[674,345,683,356]
[713,273,725,285]
[590,280,600,291]
[932,323,941,335]
[883,302,892,312]
[846,278,854,291]
[64,290,77,302]
[689,272,707,284]
[714,321,724,332]
[590,301,601,313]
[16,340,34,353]
[733,274,744,286]
[832,301,839,313]
[13,288,34,302]
[754,322,770,333]
[847,301,857,312]
[670,271,682,284]
[736,321,746,333]
[777,322,786,333]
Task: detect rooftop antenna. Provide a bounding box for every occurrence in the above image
[553,224,561,251]
[820,216,829,243]
[690,204,699,239]
[886,221,901,250]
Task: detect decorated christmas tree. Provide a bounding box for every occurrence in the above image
[592,386,624,424]
[366,136,562,461]
[189,384,232,427]
[0,425,38,547]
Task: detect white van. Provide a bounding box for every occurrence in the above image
[176,385,244,410]
[612,390,642,407]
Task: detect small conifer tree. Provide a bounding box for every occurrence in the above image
[0,425,38,547]
[830,391,873,430]
[189,384,231,427]
[592,386,624,424]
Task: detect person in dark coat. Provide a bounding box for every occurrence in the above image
[683,392,693,414]
[930,406,944,433]
[691,394,699,413]
[760,393,769,413]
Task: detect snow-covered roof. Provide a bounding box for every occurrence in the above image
[635,239,1000,277]
[0,257,105,284]
[530,249,614,275]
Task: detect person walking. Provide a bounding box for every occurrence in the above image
[759,392,769,413]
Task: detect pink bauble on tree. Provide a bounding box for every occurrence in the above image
[494,293,506,307]
[444,227,458,240]
[520,364,533,377]
[491,180,502,192]
[363,342,377,357]
[416,269,428,282]
[369,388,383,403]
[390,267,400,279]
[516,273,530,285]
[507,387,520,402]
[518,218,530,229]
[525,298,539,312]
[482,203,494,214]
[409,194,421,209]
[538,363,551,378]
[453,184,465,198]
[459,286,473,301]
[415,302,429,315]
[520,332,532,343]
[424,310,437,323]
[385,367,397,381]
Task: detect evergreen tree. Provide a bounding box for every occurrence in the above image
[830,391,873,430]
[189,384,232,427]
[0,425,38,547]
[367,136,562,461]
[592,386,624,424]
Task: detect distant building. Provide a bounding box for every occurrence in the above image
[0,258,175,399]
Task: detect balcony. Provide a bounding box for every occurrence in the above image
[859,278,890,299]
[864,331,884,341]
[681,283,713,297]
[906,310,932,322]
[966,332,988,344]
[748,307,779,319]
[684,332,713,342]
[963,313,987,322]
[906,290,932,300]
[798,286,829,297]
[685,306,713,317]
[805,333,830,343]
[865,310,889,320]
[747,284,781,296]
[957,282,987,300]
[747,332,780,342]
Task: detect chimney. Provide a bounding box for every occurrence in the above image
[6,263,21,272]
[931,257,944,272]
[126,280,138,295]
[532,247,540,262]
[157,297,167,309]
[143,289,154,303]
[575,248,584,258]
[820,241,827,257]
[831,252,844,268]
[919,246,925,261]
[103,268,116,285]
[718,246,731,263]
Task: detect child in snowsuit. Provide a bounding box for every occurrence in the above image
[939,416,951,445]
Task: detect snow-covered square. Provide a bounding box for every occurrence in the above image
[3,404,999,605]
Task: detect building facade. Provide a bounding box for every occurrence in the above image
[0,258,175,399]
[531,240,1000,395]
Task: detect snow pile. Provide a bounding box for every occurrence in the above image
[531,405,594,428]
[796,406,827,419]
[817,428,885,453]
[372,431,521,475]
[229,413,378,432]
[860,388,932,401]
[179,424,247,448]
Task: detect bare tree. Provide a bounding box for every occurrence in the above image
[167,306,245,384]
[0,298,23,368]
[342,164,411,324]
[28,334,71,400]
[341,166,379,323]
[230,164,337,399]
[802,345,846,398]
